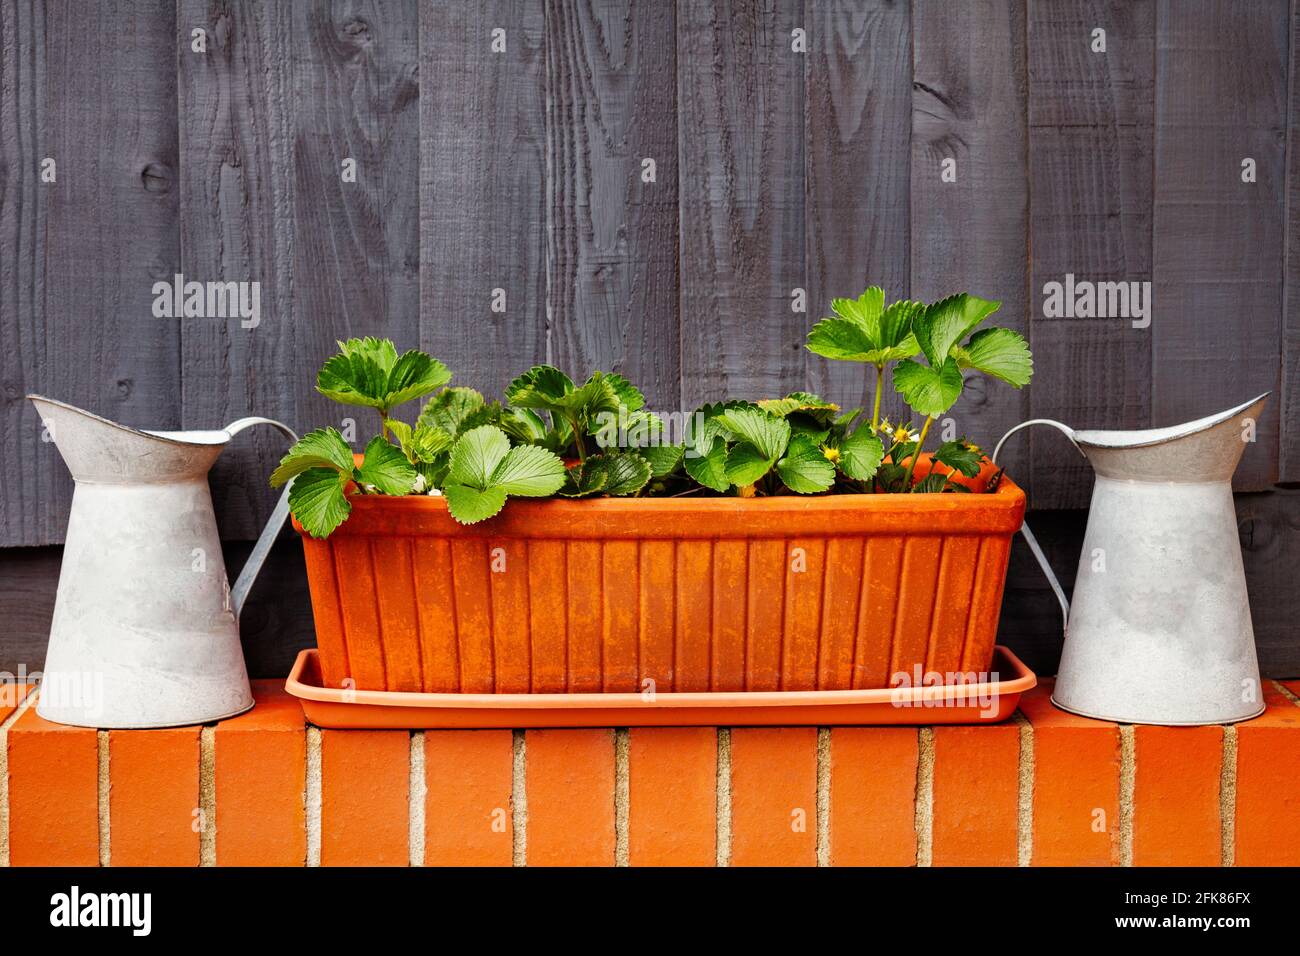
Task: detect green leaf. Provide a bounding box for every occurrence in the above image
[775,435,835,493]
[316,338,450,414]
[893,358,965,418]
[384,419,413,449]
[410,424,453,461]
[593,452,652,496]
[641,443,684,477]
[418,387,486,437]
[838,424,885,481]
[685,403,738,454]
[383,350,452,408]
[717,406,790,461]
[724,442,774,487]
[683,437,730,492]
[505,365,576,409]
[270,427,355,487]
[447,425,511,490]
[878,301,924,355]
[442,483,509,525]
[599,373,646,414]
[913,473,950,494]
[288,467,352,538]
[562,376,621,418]
[833,406,864,428]
[831,286,885,327]
[560,471,600,497]
[913,294,1001,368]
[491,445,567,497]
[497,406,549,444]
[932,439,983,478]
[805,290,923,364]
[340,335,397,364]
[955,327,1033,388]
[357,437,418,495]
[757,392,839,420]
[875,462,910,494]
[804,316,878,363]
[506,366,626,432]
[559,462,608,498]
[317,352,385,409]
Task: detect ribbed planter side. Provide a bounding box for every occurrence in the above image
[299,466,1025,695]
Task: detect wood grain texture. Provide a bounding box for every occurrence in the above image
[1283,0,1300,482]
[32,0,181,544]
[178,0,296,540]
[544,0,679,409]
[0,0,48,546]
[420,0,547,398]
[293,0,421,432]
[1236,489,1300,679]
[678,0,805,407]
[1028,0,1154,509]
[911,0,1029,487]
[806,0,911,415]
[1152,0,1287,490]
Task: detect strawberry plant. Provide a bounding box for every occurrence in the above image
[272,286,1033,537]
[808,288,1031,491]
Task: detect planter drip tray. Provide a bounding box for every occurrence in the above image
[285,646,1036,729]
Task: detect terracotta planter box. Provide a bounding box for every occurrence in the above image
[298,461,1025,694]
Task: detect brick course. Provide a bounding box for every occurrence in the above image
[3,682,1298,866]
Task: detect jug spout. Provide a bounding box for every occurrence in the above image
[27,395,227,483]
[1072,393,1269,483]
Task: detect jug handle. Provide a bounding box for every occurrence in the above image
[991,420,1086,636]
[223,417,300,622]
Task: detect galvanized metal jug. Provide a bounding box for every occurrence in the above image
[995,393,1269,726]
[27,396,296,728]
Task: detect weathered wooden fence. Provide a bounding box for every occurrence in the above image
[1,0,1298,675]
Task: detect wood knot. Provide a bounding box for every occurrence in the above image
[339,16,372,45]
[1237,515,1272,552]
[141,162,174,194]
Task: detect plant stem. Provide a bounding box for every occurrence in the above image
[568,413,587,463]
[870,364,884,433]
[902,416,933,491]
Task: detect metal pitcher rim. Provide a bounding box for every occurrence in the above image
[1071,391,1270,450]
[26,394,233,448]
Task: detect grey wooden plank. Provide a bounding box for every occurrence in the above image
[1283,0,1300,483]
[293,0,421,430]
[178,0,297,541]
[1152,0,1287,490]
[995,509,1086,678]
[420,0,548,399]
[30,0,181,544]
[0,545,60,677]
[543,0,679,410]
[0,1,48,547]
[1027,0,1155,510]
[678,0,805,407]
[1236,488,1300,679]
[223,536,317,678]
[910,0,1029,489]
[805,0,911,416]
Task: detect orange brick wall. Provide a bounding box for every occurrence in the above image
[2,679,1298,867]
